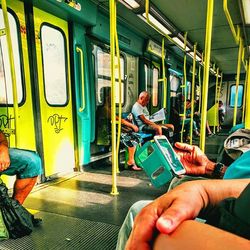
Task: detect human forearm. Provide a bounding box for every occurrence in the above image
[199,179,250,207]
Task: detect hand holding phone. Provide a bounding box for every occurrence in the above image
[154,135,186,175]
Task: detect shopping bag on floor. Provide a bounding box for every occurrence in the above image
[0,209,9,240]
[0,179,36,239]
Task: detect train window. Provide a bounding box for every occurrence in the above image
[229,84,243,107]
[152,67,159,106]
[0,10,23,105]
[41,25,67,105]
[170,74,180,97]
[96,49,125,105]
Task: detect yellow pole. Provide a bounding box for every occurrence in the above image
[2,0,19,147]
[161,37,167,109]
[242,61,248,123]
[110,0,118,195]
[190,44,197,145]
[198,65,202,114]
[213,68,219,134]
[180,32,188,143]
[200,0,214,152]
[115,8,122,174]
[233,38,243,126]
[245,59,250,129]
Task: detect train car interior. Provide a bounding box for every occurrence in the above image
[0,0,249,249]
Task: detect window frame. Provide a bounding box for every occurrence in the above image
[229,84,244,108]
[0,7,26,107]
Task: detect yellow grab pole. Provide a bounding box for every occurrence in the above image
[109,0,118,195]
[180,33,188,143]
[189,44,197,145]
[161,37,167,110]
[242,61,248,123]
[213,68,219,133]
[200,0,214,152]
[2,0,19,147]
[245,59,250,129]
[115,8,122,174]
[233,38,243,126]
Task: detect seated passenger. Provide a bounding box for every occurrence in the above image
[218,100,225,131]
[116,141,250,249]
[125,179,250,250]
[0,131,42,204]
[132,91,174,141]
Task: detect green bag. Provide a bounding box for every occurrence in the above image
[0,208,9,241]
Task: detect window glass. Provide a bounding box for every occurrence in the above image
[152,67,159,106]
[0,10,23,104]
[96,49,125,105]
[170,74,180,97]
[41,25,67,105]
[230,84,243,107]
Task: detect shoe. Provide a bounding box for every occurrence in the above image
[32,217,43,227]
[127,164,142,171]
[207,133,214,137]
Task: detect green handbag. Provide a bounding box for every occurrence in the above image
[0,208,9,241]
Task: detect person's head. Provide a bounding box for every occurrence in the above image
[186,99,191,109]
[138,91,150,107]
[219,100,223,106]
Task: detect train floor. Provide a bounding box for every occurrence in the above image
[1,162,167,250]
[1,131,229,249]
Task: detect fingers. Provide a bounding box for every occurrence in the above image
[174,142,195,152]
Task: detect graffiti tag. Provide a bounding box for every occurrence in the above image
[47,114,68,133]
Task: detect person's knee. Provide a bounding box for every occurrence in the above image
[20,151,42,177]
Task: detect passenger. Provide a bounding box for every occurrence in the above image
[218,100,225,131]
[103,87,142,171]
[125,179,250,250]
[132,91,174,140]
[0,131,42,204]
[116,142,250,249]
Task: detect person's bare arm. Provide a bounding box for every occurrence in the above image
[126,179,250,250]
[0,131,10,171]
[153,220,250,250]
[121,118,139,132]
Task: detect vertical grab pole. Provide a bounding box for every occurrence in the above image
[233,37,243,126]
[213,68,219,134]
[114,6,122,174]
[161,37,167,110]
[2,0,19,147]
[190,43,197,145]
[200,0,214,152]
[242,61,248,123]
[109,0,119,195]
[180,32,188,143]
[245,59,250,129]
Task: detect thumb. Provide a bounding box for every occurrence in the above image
[155,203,193,234]
[175,142,194,152]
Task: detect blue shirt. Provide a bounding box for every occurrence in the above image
[224,150,250,179]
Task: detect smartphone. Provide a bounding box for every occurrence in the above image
[154,135,186,175]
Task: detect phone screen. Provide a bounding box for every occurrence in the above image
[157,139,185,173]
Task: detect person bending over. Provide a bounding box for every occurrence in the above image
[0,131,42,204]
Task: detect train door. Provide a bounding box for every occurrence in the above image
[0,1,37,186]
[33,7,75,177]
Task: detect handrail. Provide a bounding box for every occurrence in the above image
[200,0,214,152]
[245,59,250,129]
[198,65,202,114]
[223,0,240,44]
[189,43,197,145]
[115,8,122,174]
[233,38,243,126]
[2,0,19,147]
[110,0,119,195]
[76,47,85,112]
[180,32,188,143]
[161,37,167,110]
[242,61,248,123]
[213,68,219,134]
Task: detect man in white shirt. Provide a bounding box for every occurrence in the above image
[132,91,174,137]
